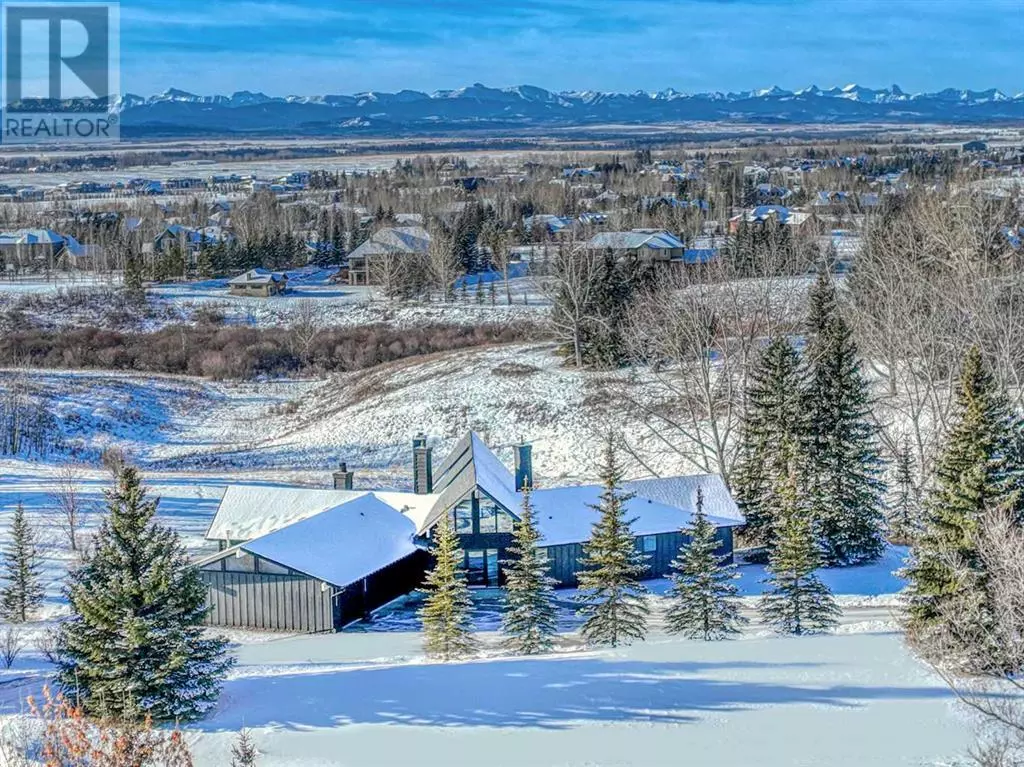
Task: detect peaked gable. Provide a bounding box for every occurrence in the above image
[422,431,519,532]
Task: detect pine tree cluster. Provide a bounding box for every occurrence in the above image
[736,269,886,567]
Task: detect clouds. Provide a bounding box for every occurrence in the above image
[119,0,1022,95]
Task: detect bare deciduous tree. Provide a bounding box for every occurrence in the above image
[0,624,22,669]
[541,243,606,369]
[288,299,321,366]
[426,229,459,302]
[617,257,804,483]
[50,464,86,552]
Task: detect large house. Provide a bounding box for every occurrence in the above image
[584,229,686,262]
[0,228,84,269]
[197,432,744,633]
[346,226,431,286]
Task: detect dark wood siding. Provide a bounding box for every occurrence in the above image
[547,526,736,588]
[201,570,334,633]
[200,550,429,634]
[545,542,585,587]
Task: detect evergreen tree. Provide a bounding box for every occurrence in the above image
[888,438,921,545]
[803,315,887,566]
[419,516,477,661]
[501,486,558,654]
[734,337,806,549]
[123,251,146,304]
[665,487,747,640]
[231,728,258,767]
[56,467,233,722]
[575,437,650,647]
[805,265,837,362]
[903,346,1024,634]
[0,502,43,623]
[759,467,840,635]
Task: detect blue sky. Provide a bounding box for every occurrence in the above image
[120,0,1022,96]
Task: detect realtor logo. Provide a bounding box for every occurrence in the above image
[1,2,119,144]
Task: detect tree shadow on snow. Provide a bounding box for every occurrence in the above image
[200,655,956,733]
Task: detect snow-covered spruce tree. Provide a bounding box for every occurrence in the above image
[903,346,1024,637]
[888,438,922,545]
[419,515,477,661]
[0,502,43,623]
[759,467,840,636]
[665,487,747,640]
[501,485,558,655]
[803,314,887,566]
[56,466,233,722]
[733,337,806,549]
[575,437,650,647]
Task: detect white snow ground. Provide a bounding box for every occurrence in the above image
[189,631,971,767]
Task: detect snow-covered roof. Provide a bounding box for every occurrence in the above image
[0,228,82,254]
[621,474,743,524]
[242,494,423,588]
[348,226,431,260]
[206,485,435,541]
[586,230,685,251]
[529,480,741,548]
[228,268,286,286]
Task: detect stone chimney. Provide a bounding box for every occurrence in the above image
[514,442,533,491]
[332,461,354,491]
[413,433,433,494]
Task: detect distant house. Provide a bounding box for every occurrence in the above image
[753,184,791,204]
[524,214,573,236]
[227,268,287,297]
[640,195,709,213]
[197,431,743,632]
[683,235,728,265]
[154,224,234,260]
[0,228,84,270]
[963,140,988,153]
[585,229,686,262]
[729,205,808,232]
[346,226,431,286]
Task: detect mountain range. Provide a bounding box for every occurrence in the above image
[111,83,1024,136]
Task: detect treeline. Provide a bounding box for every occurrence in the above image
[0,322,540,380]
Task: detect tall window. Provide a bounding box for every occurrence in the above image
[453,499,473,534]
[641,535,658,553]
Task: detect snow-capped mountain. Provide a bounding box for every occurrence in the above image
[113,83,1024,137]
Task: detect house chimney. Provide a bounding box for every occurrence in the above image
[333,461,354,491]
[413,433,433,494]
[514,442,533,491]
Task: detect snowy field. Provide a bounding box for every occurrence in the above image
[0,269,549,332]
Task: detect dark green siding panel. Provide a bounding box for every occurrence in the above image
[200,569,333,633]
